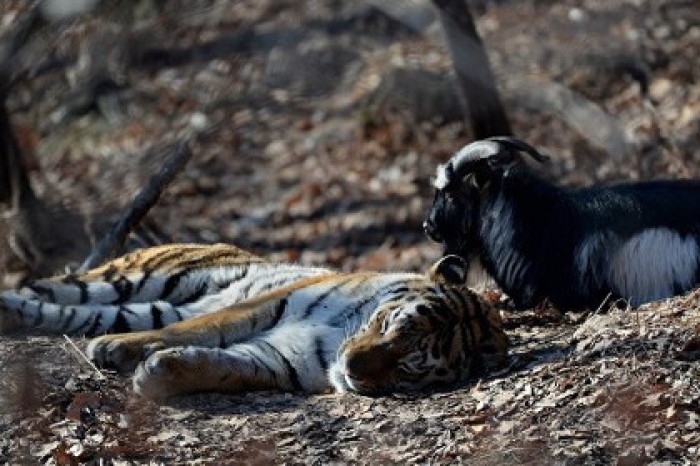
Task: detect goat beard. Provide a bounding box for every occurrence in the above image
[440,227,476,259]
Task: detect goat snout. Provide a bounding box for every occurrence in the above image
[423,219,442,242]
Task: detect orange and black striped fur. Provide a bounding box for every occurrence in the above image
[0,244,507,398]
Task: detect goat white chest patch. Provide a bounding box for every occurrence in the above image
[608,228,699,305]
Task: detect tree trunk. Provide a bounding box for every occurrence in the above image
[432,0,512,138]
[0,86,35,209]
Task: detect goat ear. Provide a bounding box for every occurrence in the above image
[428,255,469,285]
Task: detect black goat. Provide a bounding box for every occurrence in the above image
[424,137,700,311]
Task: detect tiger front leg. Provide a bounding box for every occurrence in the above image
[87,301,270,372]
[87,317,225,372]
[89,283,329,375]
[133,342,329,400]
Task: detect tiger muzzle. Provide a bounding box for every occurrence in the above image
[344,341,401,384]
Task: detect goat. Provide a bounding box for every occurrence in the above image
[424,136,700,311]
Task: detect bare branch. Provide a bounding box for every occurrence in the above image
[78,141,193,272]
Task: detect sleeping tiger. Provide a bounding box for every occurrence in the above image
[0,243,507,399]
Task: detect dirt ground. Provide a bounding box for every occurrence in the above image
[1,0,699,464]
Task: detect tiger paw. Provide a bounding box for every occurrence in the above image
[133,347,202,400]
[87,332,164,373]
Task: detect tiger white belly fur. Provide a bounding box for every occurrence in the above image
[0,243,507,398]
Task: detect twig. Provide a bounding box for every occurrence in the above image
[78,140,193,272]
[592,292,614,316]
[62,334,106,380]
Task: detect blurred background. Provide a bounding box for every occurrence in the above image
[1,0,698,283]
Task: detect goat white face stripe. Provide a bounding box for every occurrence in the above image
[608,228,699,305]
[434,163,451,189]
[433,141,502,190]
[450,141,501,171]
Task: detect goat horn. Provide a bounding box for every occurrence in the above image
[436,137,549,189]
[449,137,548,173]
[486,136,550,163]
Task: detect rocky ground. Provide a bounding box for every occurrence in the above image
[1,0,699,464]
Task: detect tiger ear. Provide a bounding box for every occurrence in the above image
[428,255,469,285]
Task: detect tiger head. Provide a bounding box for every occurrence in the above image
[329,255,508,394]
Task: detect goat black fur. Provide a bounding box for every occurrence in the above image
[424,136,700,311]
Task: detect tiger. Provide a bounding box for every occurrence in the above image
[0,243,508,399]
